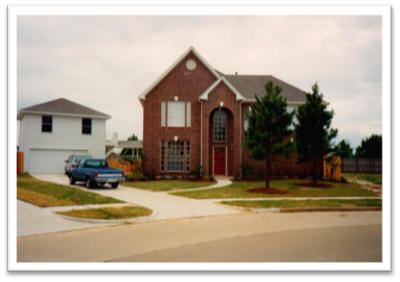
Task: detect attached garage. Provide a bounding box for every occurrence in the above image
[28,149,89,174]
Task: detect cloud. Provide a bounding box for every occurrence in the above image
[17,15,382,148]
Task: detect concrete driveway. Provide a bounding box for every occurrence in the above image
[17,200,116,237]
[32,174,241,221]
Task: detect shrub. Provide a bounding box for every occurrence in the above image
[209,176,215,181]
[190,165,203,179]
[240,164,253,178]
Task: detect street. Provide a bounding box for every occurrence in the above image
[18,211,381,262]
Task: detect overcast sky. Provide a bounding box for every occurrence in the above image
[17,15,382,149]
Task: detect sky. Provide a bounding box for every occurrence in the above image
[17,15,382,149]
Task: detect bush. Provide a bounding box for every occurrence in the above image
[147,169,156,180]
[341,176,348,183]
[240,164,253,178]
[190,165,203,179]
[125,174,144,182]
[209,175,215,181]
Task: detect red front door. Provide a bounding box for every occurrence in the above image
[214,147,226,175]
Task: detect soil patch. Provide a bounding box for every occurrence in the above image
[296,182,332,188]
[247,187,290,194]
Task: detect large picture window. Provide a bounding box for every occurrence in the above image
[214,110,227,142]
[167,101,185,127]
[167,141,185,171]
[41,115,52,133]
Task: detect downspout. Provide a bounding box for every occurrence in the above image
[239,100,243,176]
[200,100,203,168]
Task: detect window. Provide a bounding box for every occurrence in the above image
[287,105,297,129]
[41,115,52,132]
[161,101,166,127]
[161,141,165,171]
[167,101,185,127]
[167,141,185,171]
[213,110,227,142]
[186,142,191,171]
[186,102,191,127]
[244,113,249,132]
[82,118,92,135]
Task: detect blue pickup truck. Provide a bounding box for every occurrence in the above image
[69,158,125,189]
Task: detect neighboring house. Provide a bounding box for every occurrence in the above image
[140,46,317,178]
[18,98,110,174]
[105,132,143,159]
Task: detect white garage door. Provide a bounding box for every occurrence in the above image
[28,149,89,174]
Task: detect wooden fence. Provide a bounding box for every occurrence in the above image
[341,158,382,173]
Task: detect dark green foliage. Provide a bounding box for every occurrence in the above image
[295,83,337,183]
[127,134,139,141]
[190,164,203,179]
[244,81,295,188]
[240,164,253,178]
[333,139,353,159]
[355,134,382,159]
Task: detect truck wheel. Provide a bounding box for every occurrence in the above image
[111,183,119,189]
[69,176,75,185]
[86,177,95,188]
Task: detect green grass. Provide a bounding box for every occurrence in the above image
[343,173,382,185]
[57,205,152,220]
[17,174,123,207]
[171,179,378,199]
[122,180,216,192]
[221,198,382,209]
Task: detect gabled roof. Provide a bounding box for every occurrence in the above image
[17,98,111,120]
[199,77,245,101]
[222,73,307,104]
[138,46,220,101]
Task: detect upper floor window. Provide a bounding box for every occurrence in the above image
[214,109,227,142]
[41,115,52,133]
[161,100,191,127]
[82,118,92,135]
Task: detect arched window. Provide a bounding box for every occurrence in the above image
[213,109,227,142]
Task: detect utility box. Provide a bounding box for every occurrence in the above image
[17,152,24,174]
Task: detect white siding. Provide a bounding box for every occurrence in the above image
[19,114,106,173]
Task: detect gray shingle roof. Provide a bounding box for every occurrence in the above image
[216,71,307,103]
[17,98,110,120]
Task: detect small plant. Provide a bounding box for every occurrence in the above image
[341,176,348,183]
[190,165,203,179]
[170,175,177,180]
[160,174,167,180]
[209,175,215,181]
[147,168,156,180]
[240,164,253,178]
[233,175,241,181]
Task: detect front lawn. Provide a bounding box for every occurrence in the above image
[221,198,382,209]
[17,174,123,207]
[343,173,382,185]
[57,205,152,220]
[122,180,216,192]
[171,179,378,199]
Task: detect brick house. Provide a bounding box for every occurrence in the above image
[139,47,319,178]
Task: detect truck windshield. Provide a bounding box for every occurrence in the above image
[85,160,108,168]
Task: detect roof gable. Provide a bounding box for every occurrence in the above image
[17,98,111,120]
[138,46,220,101]
[199,77,245,101]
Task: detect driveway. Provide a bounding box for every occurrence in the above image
[32,174,242,221]
[17,200,116,237]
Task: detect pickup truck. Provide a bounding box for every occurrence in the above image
[69,158,125,188]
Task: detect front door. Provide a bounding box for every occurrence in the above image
[214,147,226,175]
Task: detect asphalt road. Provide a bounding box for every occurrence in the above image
[17,211,382,262]
[111,225,381,262]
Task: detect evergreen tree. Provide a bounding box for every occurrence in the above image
[355,134,382,159]
[127,133,139,141]
[295,83,337,183]
[244,81,294,189]
[333,139,353,159]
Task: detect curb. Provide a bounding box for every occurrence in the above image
[55,209,158,224]
[280,207,382,213]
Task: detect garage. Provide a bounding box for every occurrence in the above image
[28,149,89,174]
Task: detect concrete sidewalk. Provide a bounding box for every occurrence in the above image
[33,174,242,222]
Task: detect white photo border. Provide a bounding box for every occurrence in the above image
[8,5,391,271]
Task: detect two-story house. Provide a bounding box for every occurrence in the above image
[140,47,317,178]
[18,98,110,174]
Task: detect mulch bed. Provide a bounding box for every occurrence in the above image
[295,182,332,188]
[247,187,290,194]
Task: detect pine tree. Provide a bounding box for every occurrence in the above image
[244,81,294,189]
[295,83,337,183]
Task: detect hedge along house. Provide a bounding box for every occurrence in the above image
[140,47,319,178]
